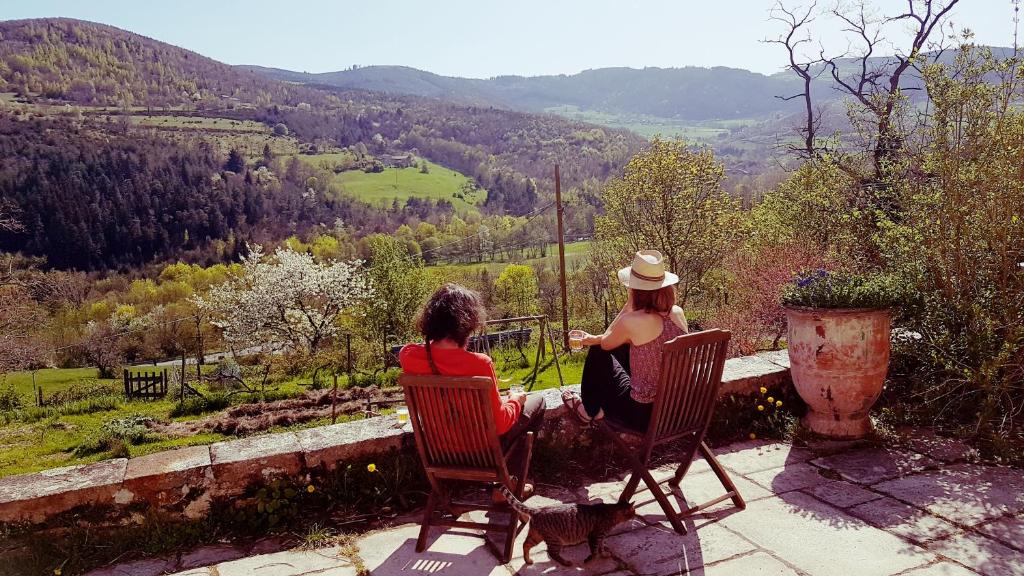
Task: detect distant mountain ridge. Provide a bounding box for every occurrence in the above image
[238,63,806,120]
[240,46,1018,123]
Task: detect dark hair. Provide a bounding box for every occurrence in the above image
[417,283,486,347]
[631,285,676,315]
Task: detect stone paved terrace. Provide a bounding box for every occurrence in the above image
[91,434,1024,576]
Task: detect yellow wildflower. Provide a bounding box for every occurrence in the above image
[749,433,757,440]
[306,484,316,493]
[759,387,767,395]
[54,570,62,576]
[776,400,783,408]
[757,405,765,412]
[767,396,774,404]
[367,463,377,473]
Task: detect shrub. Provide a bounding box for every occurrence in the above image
[74,414,157,457]
[169,392,231,417]
[0,384,24,412]
[61,395,121,416]
[781,270,908,310]
[102,414,156,444]
[47,379,118,405]
[705,241,827,356]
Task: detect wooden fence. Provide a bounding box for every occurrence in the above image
[123,369,168,400]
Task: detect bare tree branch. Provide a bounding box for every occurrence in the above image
[765,1,828,158]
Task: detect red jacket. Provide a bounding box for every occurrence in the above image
[398,343,521,435]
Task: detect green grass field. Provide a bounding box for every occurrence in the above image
[327,161,484,210]
[545,104,759,143]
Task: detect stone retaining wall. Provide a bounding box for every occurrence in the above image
[0,351,790,527]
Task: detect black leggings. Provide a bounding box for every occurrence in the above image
[580,345,652,432]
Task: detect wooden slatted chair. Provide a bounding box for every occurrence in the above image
[400,374,535,564]
[596,329,745,534]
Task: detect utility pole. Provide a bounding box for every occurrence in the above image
[554,164,570,350]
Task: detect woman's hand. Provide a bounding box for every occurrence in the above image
[509,392,527,407]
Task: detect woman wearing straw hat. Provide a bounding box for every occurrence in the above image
[561,249,688,431]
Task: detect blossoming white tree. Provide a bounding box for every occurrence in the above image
[195,245,371,354]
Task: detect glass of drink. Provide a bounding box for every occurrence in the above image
[569,330,586,351]
[396,405,409,423]
[509,384,525,396]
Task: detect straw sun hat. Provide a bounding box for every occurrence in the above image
[617,249,680,291]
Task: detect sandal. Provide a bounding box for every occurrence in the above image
[561,390,602,424]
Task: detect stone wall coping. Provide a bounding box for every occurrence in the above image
[0,350,789,525]
[124,445,211,481]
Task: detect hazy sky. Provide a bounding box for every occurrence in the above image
[1,1,1018,77]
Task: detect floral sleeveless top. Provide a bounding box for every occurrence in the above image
[629,315,686,403]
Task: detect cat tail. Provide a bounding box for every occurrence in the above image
[499,485,533,519]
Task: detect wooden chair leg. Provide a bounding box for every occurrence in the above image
[700,441,746,510]
[487,431,534,564]
[640,468,687,534]
[501,508,518,564]
[516,432,535,499]
[596,421,646,504]
[417,492,437,553]
[619,470,644,503]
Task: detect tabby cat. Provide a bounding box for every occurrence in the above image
[500,486,636,566]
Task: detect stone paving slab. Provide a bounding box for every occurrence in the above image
[357,524,510,576]
[974,515,1024,552]
[605,523,757,576]
[927,530,1024,576]
[697,552,798,575]
[899,562,981,576]
[178,543,248,570]
[872,463,1024,526]
[717,442,815,476]
[84,558,178,576]
[745,461,827,494]
[718,491,934,576]
[215,546,354,576]
[810,448,939,485]
[846,496,960,545]
[897,428,975,464]
[802,480,882,509]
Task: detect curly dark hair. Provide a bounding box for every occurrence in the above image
[416,283,486,347]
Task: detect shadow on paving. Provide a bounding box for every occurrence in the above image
[751,436,1024,576]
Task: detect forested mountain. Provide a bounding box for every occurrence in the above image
[243,47,1018,122]
[0,19,337,108]
[241,64,806,120]
[0,18,644,270]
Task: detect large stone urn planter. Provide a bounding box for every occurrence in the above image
[785,306,892,439]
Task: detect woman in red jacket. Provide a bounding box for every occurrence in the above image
[399,283,545,494]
